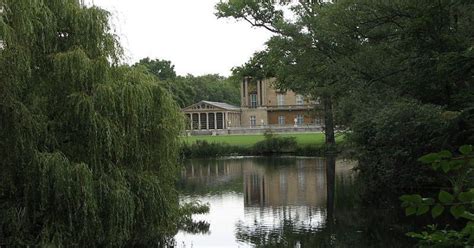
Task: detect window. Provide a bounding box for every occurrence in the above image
[296,114,304,125]
[296,94,304,105]
[278,115,285,126]
[250,116,256,127]
[250,93,257,108]
[277,93,285,106]
[315,117,322,125]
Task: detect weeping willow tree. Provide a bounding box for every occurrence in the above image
[0,0,184,246]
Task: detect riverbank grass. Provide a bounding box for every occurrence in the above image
[182,132,344,147]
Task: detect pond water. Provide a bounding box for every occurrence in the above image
[174,157,413,247]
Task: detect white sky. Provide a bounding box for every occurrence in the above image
[89,0,272,76]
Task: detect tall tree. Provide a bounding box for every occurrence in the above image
[0,0,184,246]
[134,57,177,81]
[216,1,348,149]
[217,0,474,198]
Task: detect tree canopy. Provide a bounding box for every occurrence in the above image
[0,0,185,246]
[217,0,474,193]
[133,58,241,108]
[134,57,177,81]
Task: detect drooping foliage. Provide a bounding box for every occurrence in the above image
[0,0,184,246]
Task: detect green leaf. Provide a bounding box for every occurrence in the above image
[401,201,410,208]
[416,205,429,216]
[400,194,422,204]
[422,197,434,205]
[461,211,474,221]
[418,153,440,164]
[450,205,466,219]
[439,190,454,204]
[400,195,413,202]
[438,150,452,158]
[441,161,451,173]
[460,145,473,155]
[405,206,416,216]
[431,204,444,218]
[458,192,474,203]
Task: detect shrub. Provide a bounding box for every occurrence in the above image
[252,132,297,155]
[349,101,448,199]
[181,140,251,158]
[400,145,474,247]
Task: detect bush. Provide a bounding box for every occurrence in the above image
[252,131,297,155]
[181,140,251,158]
[349,101,448,199]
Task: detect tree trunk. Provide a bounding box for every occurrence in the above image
[326,155,336,226]
[323,95,336,151]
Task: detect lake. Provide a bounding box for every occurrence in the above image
[174,157,413,247]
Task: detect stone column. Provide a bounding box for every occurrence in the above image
[244,78,249,107]
[206,113,209,130]
[262,79,266,106]
[214,112,217,129]
[222,112,226,129]
[198,113,201,130]
[190,113,193,130]
[257,80,261,107]
[241,79,245,107]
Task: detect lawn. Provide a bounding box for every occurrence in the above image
[181,132,344,147]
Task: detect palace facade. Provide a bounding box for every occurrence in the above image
[182,77,321,134]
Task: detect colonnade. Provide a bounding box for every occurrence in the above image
[185,111,241,130]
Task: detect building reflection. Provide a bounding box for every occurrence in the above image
[180,157,352,205]
[180,159,244,193]
[177,157,356,247]
[243,158,327,207]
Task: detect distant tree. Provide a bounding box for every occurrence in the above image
[134,57,177,81]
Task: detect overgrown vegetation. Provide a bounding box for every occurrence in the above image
[216,1,473,244]
[216,0,474,196]
[0,0,192,246]
[252,131,297,155]
[401,145,474,247]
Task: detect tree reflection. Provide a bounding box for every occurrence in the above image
[176,157,415,247]
[234,157,415,247]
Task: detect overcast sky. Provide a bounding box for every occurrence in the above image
[90,0,272,76]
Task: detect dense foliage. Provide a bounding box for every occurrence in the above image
[0,0,185,246]
[252,131,297,155]
[401,146,474,247]
[134,58,241,107]
[217,1,474,245]
[216,0,474,196]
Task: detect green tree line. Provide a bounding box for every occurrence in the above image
[134,58,241,107]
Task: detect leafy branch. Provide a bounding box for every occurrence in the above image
[400,145,474,246]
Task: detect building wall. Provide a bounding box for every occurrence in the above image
[241,77,313,108]
[267,110,317,126]
[240,108,268,127]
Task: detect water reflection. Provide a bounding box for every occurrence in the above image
[175,157,412,247]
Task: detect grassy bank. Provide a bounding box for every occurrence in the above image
[182,132,344,147]
[180,132,346,158]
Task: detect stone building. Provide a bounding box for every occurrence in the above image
[182,77,321,134]
[240,77,319,127]
[182,101,242,131]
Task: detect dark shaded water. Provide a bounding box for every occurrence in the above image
[174,157,414,247]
